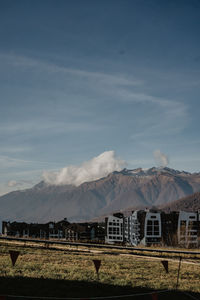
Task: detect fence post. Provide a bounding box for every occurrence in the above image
[176,256,182,290]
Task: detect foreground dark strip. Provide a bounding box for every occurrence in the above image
[0,276,200,300]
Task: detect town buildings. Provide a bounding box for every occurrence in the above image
[2,209,200,248]
[106,209,200,248]
[2,219,105,242]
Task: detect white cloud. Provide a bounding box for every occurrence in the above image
[7,180,19,187]
[0,52,188,143]
[0,52,142,87]
[43,150,126,186]
[0,155,59,169]
[0,120,105,136]
[2,53,186,116]
[7,179,34,188]
[0,146,32,154]
[153,150,169,167]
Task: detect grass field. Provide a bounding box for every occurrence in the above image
[0,240,200,299]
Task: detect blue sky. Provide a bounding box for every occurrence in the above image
[0,0,200,195]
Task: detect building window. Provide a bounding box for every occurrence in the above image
[146,219,160,236]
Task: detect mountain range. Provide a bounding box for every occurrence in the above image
[0,167,200,223]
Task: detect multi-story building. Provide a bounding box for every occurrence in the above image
[177,211,200,247]
[124,211,143,246]
[105,213,124,244]
[65,222,105,242]
[161,211,179,246]
[2,210,200,248]
[106,210,200,248]
[124,210,162,246]
[1,219,105,242]
[143,210,162,245]
[2,218,69,239]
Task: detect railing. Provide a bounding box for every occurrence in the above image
[1,235,200,256]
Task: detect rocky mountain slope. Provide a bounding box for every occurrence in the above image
[160,192,200,212]
[0,167,200,222]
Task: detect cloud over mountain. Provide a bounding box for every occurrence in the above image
[154,150,169,167]
[43,151,126,186]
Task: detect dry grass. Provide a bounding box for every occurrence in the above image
[0,240,200,295]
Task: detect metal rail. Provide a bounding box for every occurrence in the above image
[0,236,200,256]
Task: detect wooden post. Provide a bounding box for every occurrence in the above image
[176,256,182,290]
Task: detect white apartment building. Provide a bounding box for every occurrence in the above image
[142,211,162,245]
[105,214,123,244]
[124,211,141,246]
[106,210,200,248]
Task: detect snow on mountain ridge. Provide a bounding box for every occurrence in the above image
[114,167,192,178]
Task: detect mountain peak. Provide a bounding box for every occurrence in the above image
[33,181,49,190]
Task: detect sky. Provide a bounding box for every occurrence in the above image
[0,0,200,195]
